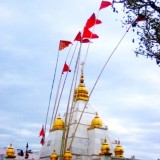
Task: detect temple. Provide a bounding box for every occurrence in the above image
[39,67,137,160]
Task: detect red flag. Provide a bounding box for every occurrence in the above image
[40,136,45,145]
[74,32,90,43]
[81,39,91,43]
[59,40,72,51]
[82,27,99,39]
[62,62,71,73]
[85,13,102,29]
[132,14,146,27]
[99,1,112,10]
[135,14,146,22]
[39,125,45,137]
[74,32,82,41]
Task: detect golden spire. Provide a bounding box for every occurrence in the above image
[99,138,112,156]
[63,149,72,160]
[50,150,58,160]
[73,62,89,102]
[114,141,124,158]
[5,144,16,159]
[88,112,103,130]
[50,114,65,131]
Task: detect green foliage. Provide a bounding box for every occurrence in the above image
[112,0,160,65]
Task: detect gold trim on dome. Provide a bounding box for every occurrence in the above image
[5,144,16,158]
[114,141,124,158]
[50,150,58,160]
[99,138,112,156]
[63,149,72,160]
[88,112,103,130]
[73,64,89,102]
[50,114,65,132]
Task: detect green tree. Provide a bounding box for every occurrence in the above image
[112,0,160,65]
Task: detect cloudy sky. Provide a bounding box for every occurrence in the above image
[0,0,160,160]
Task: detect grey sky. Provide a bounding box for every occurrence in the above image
[0,1,160,160]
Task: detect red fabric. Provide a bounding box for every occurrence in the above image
[135,15,146,22]
[99,1,112,10]
[62,62,71,73]
[81,39,90,43]
[39,125,45,137]
[74,32,82,41]
[82,27,99,39]
[40,136,45,145]
[59,40,72,51]
[74,32,90,43]
[85,13,102,28]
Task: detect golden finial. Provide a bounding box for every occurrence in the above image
[100,138,112,156]
[73,62,89,102]
[88,112,103,130]
[50,149,58,160]
[63,148,72,160]
[114,140,124,158]
[5,144,16,158]
[80,62,85,84]
[50,114,65,131]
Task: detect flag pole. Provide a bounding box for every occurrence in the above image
[50,72,63,129]
[69,23,132,149]
[25,143,29,159]
[89,19,137,97]
[52,43,74,123]
[44,48,60,135]
[64,42,82,152]
[89,25,131,97]
[54,42,79,121]
[49,41,73,130]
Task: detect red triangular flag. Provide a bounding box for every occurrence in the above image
[40,136,45,145]
[74,32,91,43]
[59,40,72,51]
[74,32,82,41]
[99,1,112,10]
[62,62,71,74]
[132,14,146,27]
[39,125,45,137]
[82,27,99,39]
[81,39,91,43]
[135,14,146,22]
[85,13,102,28]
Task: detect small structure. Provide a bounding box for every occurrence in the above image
[50,114,65,131]
[114,141,124,158]
[99,138,112,156]
[5,144,16,159]
[63,149,72,160]
[50,150,58,160]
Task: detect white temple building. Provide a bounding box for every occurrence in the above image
[38,68,136,160]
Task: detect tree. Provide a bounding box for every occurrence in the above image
[112,0,160,65]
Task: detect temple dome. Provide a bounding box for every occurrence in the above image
[63,149,72,160]
[50,150,58,160]
[5,144,16,158]
[51,115,65,131]
[89,113,103,129]
[100,138,111,155]
[114,141,124,158]
[73,69,89,102]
